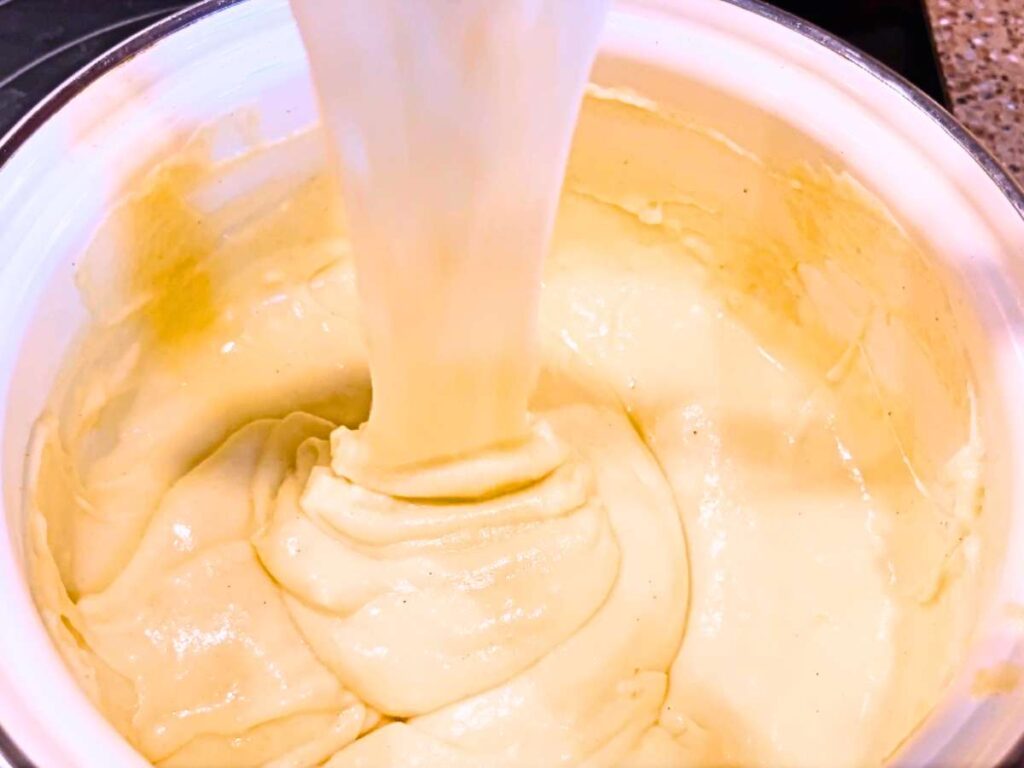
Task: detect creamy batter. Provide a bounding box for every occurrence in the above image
[27,77,983,768]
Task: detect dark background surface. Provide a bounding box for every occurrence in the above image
[0,0,192,135]
[0,0,947,138]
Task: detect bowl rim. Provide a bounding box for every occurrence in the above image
[0,0,1022,766]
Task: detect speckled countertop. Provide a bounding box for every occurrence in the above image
[925,0,1024,182]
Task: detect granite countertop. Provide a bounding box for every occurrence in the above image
[925,0,1024,183]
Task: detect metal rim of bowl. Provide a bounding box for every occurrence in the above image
[0,0,1022,766]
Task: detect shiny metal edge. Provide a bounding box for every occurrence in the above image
[0,0,1022,766]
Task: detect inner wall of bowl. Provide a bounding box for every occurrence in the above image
[0,0,1022,766]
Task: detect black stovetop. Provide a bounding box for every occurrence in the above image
[0,0,946,139]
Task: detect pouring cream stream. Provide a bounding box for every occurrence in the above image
[290,0,608,466]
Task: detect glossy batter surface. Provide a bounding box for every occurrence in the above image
[28,90,984,767]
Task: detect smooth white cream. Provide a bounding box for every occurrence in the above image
[26,83,984,767]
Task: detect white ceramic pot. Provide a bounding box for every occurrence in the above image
[1,1,1023,766]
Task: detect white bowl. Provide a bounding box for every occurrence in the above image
[1,1,1023,765]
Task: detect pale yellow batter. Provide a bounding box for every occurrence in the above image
[27,87,984,767]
